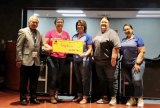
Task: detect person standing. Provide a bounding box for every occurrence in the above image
[16,15,42,105]
[72,19,92,104]
[43,17,70,104]
[121,24,146,107]
[93,17,121,106]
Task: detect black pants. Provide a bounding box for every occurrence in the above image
[20,64,40,100]
[95,61,116,97]
[47,56,65,90]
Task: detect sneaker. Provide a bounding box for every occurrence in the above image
[96,96,108,104]
[126,98,136,106]
[79,98,88,104]
[20,99,28,105]
[137,99,144,107]
[109,97,117,106]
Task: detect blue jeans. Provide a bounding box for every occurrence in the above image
[73,60,91,97]
[122,61,145,97]
[47,56,65,89]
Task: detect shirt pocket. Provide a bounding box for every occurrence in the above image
[23,50,30,54]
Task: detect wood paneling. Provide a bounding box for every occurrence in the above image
[5,41,20,90]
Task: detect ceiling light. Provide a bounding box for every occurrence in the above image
[33,13,39,16]
[138,11,160,14]
[136,15,160,17]
[56,10,83,13]
[61,14,86,17]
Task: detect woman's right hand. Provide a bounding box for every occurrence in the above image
[42,46,52,53]
[46,47,52,53]
[133,63,140,73]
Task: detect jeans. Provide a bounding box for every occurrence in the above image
[73,60,91,97]
[122,61,145,97]
[47,56,65,90]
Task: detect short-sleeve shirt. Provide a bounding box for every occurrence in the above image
[93,28,121,61]
[45,29,70,58]
[121,35,144,66]
[72,33,92,61]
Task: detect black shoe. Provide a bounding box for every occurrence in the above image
[30,98,40,104]
[20,99,28,105]
[72,96,82,102]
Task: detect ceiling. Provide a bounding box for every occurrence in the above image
[30,10,160,18]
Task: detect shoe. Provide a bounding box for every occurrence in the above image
[30,98,40,104]
[96,96,109,104]
[51,96,57,104]
[137,98,144,107]
[109,97,117,106]
[79,98,88,104]
[20,99,28,105]
[126,98,136,106]
[55,94,59,100]
[55,90,59,101]
[72,96,82,102]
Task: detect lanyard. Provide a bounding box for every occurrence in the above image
[32,31,37,47]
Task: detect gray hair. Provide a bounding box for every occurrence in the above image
[28,15,39,23]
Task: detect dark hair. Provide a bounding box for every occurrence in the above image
[123,24,133,30]
[54,17,64,25]
[76,20,87,33]
[101,16,110,22]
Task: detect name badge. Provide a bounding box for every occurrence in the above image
[32,52,38,58]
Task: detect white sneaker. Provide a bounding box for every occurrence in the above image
[137,99,144,107]
[96,96,108,104]
[109,97,117,106]
[126,98,136,106]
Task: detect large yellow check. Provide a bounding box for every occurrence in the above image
[52,39,84,54]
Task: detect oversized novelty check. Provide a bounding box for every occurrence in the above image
[52,39,84,54]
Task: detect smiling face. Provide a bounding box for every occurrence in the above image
[76,20,87,34]
[55,18,64,31]
[28,16,39,30]
[100,17,109,33]
[123,24,134,37]
[77,22,85,34]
